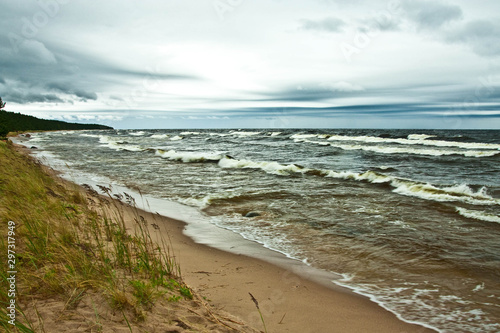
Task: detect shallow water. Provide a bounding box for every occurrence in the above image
[23,129,500,332]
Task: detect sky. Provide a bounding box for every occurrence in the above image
[1,0,500,129]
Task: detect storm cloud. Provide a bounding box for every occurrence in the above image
[446,19,500,57]
[0,0,499,129]
[401,0,463,29]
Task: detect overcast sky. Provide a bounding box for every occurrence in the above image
[1,0,500,129]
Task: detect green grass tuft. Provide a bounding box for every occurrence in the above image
[0,141,190,329]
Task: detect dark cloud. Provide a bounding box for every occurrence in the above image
[227,103,500,121]
[74,90,98,101]
[0,34,200,105]
[365,16,401,32]
[4,91,65,104]
[357,10,402,33]
[446,20,500,57]
[46,82,97,101]
[402,0,463,29]
[299,17,346,33]
[0,2,202,107]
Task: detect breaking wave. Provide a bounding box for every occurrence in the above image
[98,135,145,152]
[456,207,500,224]
[93,134,499,207]
[293,138,500,158]
[155,149,224,163]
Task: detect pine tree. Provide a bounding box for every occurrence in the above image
[0,97,5,110]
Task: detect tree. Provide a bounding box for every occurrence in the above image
[0,123,8,138]
[0,97,5,110]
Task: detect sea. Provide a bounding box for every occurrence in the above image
[18,128,500,333]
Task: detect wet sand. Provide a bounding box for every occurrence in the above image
[122,205,437,333]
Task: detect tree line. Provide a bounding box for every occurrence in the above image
[0,97,113,137]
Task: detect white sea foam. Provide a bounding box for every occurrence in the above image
[150,134,169,139]
[297,138,499,158]
[407,134,436,140]
[98,135,120,144]
[79,133,102,138]
[218,156,305,176]
[208,132,231,137]
[170,135,183,141]
[290,133,319,140]
[106,142,144,152]
[146,144,500,206]
[472,283,485,292]
[155,149,223,163]
[323,134,500,150]
[178,190,242,209]
[217,153,499,206]
[322,170,500,206]
[456,207,500,224]
[93,132,500,209]
[333,280,443,333]
[27,136,47,142]
[229,131,261,137]
[180,131,201,135]
[392,182,499,206]
[129,131,146,136]
[97,135,144,151]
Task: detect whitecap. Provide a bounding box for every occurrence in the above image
[155,149,223,163]
[150,134,169,139]
[456,207,500,224]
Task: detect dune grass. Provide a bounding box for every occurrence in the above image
[0,140,193,331]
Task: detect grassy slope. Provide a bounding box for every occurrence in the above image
[0,140,247,332]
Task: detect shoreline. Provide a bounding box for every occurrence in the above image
[14,138,438,332]
[135,206,438,332]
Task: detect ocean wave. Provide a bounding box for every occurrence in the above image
[27,136,47,142]
[220,158,496,205]
[129,131,146,136]
[178,190,254,209]
[320,170,498,205]
[180,131,201,135]
[95,136,500,206]
[105,142,145,152]
[152,148,500,206]
[324,134,500,150]
[288,133,500,151]
[208,132,231,137]
[97,135,145,152]
[407,134,436,140]
[295,138,499,158]
[290,134,318,140]
[218,156,305,175]
[229,131,262,137]
[150,134,169,139]
[79,133,102,138]
[155,149,223,163]
[391,182,499,206]
[98,135,120,144]
[456,207,500,224]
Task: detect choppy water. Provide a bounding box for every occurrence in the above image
[23,129,500,332]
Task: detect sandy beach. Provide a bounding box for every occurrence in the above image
[119,196,437,333]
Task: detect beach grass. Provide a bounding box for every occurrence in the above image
[0,140,204,331]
